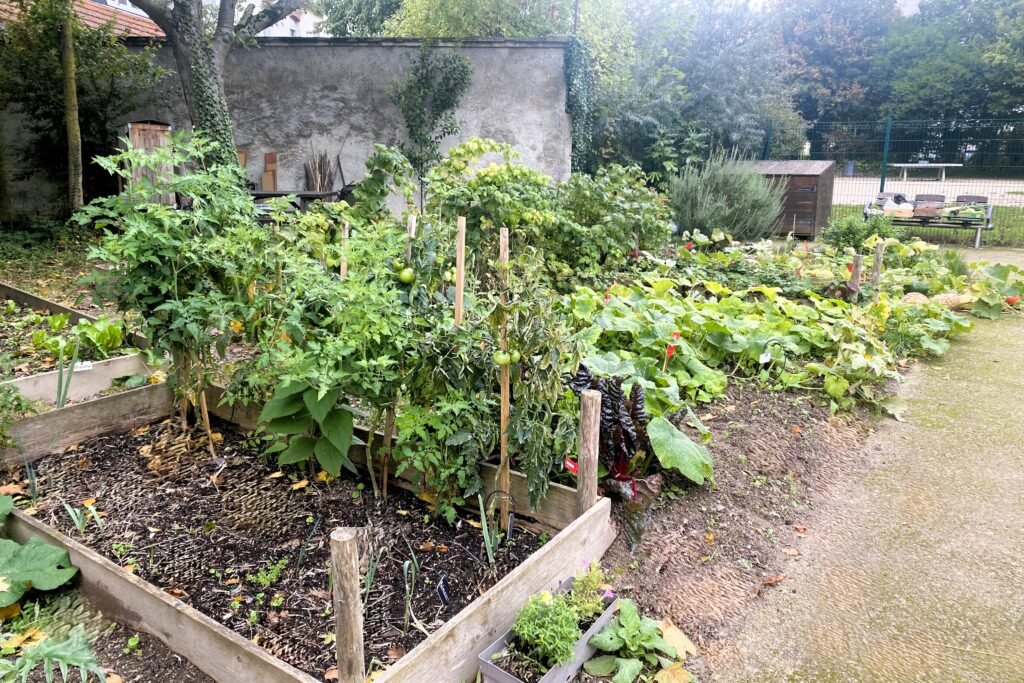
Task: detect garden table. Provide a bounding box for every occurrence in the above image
[889,163,963,182]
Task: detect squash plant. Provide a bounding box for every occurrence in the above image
[0,496,79,608]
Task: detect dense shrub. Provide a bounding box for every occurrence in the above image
[821,214,905,252]
[667,150,784,242]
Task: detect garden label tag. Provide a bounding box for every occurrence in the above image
[437,571,451,605]
[74,361,94,372]
[758,351,772,364]
[563,458,579,475]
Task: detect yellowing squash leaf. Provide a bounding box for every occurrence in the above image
[291,479,309,491]
[658,619,697,658]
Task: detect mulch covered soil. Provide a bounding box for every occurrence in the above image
[84,621,213,683]
[9,420,541,680]
[592,380,871,680]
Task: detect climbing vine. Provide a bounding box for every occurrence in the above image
[391,43,473,194]
[565,37,598,174]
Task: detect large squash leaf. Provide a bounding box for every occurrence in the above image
[0,537,78,607]
[647,416,714,486]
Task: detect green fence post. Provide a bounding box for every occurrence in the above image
[762,122,773,160]
[879,116,893,193]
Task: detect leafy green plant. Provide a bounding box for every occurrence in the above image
[122,633,142,656]
[821,214,905,252]
[0,623,105,682]
[73,316,125,359]
[564,561,609,624]
[584,599,679,683]
[0,496,79,608]
[511,591,582,671]
[245,557,288,589]
[258,381,358,478]
[668,149,784,242]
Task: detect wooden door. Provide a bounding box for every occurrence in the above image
[126,122,173,204]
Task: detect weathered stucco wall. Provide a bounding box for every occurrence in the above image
[131,37,572,190]
[0,38,571,220]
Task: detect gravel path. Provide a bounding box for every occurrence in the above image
[712,252,1024,682]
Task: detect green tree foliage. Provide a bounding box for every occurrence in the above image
[773,0,897,121]
[384,0,571,38]
[0,0,164,208]
[315,0,402,36]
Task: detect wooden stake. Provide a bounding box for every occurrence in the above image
[849,254,864,303]
[454,216,466,326]
[498,228,511,531]
[871,242,884,289]
[197,389,217,459]
[405,214,417,262]
[576,389,601,517]
[339,221,350,278]
[330,528,365,683]
[380,408,394,503]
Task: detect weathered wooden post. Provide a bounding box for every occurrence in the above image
[576,389,601,517]
[871,242,884,300]
[339,221,350,279]
[849,254,864,303]
[454,216,466,326]
[331,527,364,683]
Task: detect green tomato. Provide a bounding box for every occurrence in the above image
[393,260,405,272]
[492,351,511,366]
[509,349,521,363]
[398,268,416,284]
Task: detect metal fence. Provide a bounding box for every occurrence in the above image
[757,118,1024,245]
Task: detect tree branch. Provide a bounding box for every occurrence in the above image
[131,0,173,35]
[233,0,305,44]
[213,0,239,47]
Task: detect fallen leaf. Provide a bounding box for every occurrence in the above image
[658,619,697,657]
[395,509,410,516]
[81,497,97,507]
[782,547,799,557]
[324,667,339,681]
[163,588,183,598]
[64,444,79,452]
[210,475,225,486]
[131,425,150,435]
[466,519,482,529]
[653,662,693,682]
[791,426,802,434]
[418,541,435,552]
[0,484,23,496]
[794,525,807,533]
[147,527,162,533]
[251,634,261,646]
[267,471,285,479]
[316,471,335,483]
[21,507,37,516]
[386,644,406,660]
[436,544,449,554]
[756,575,787,596]
[225,577,240,586]
[0,603,21,621]
[291,479,309,491]
[209,432,223,442]
[704,532,715,544]
[106,674,124,683]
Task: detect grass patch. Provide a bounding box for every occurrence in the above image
[0,224,97,307]
[831,203,1024,247]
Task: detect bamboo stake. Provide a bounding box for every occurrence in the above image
[339,221,349,278]
[380,408,394,503]
[197,389,217,459]
[330,528,365,683]
[498,228,511,531]
[871,242,884,300]
[849,254,864,303]
[405,214,417,262]
[576,389,601,517]
[454,216,466,326]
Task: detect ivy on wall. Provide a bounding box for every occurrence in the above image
[565,37,598,174]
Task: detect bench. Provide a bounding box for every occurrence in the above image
[863,193,994,248]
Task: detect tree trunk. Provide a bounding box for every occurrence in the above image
[165,2,236,167]
[60,0,83,210]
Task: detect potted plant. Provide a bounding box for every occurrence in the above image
[478,563,618,683]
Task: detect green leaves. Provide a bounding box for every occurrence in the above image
[647,416,714,486]
[0,536,79,607]
[260,383,356,477]
[586,599,680,683]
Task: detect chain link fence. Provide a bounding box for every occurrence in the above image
[755,118,1024,246]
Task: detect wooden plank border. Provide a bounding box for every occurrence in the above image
[0,383,173,465]
[2,353,154,404]
[376,497,616,683]
[5,510,319,683]
[205,387,582,531]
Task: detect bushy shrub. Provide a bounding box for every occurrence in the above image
[821,215,905,252]
[668,150,784,242]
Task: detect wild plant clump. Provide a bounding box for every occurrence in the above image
[565,562,610,624]
[511,591,582,669]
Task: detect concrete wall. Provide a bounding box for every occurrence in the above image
[129,37,572,191]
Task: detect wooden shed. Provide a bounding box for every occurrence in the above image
[754,160,835,239]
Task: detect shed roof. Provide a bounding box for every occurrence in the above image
[754,160,835,176]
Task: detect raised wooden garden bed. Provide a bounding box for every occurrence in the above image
[1,384,616,683]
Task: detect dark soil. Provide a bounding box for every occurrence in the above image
[9,419,541,680]
[85,619,213,683]
[589,380,871,680]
